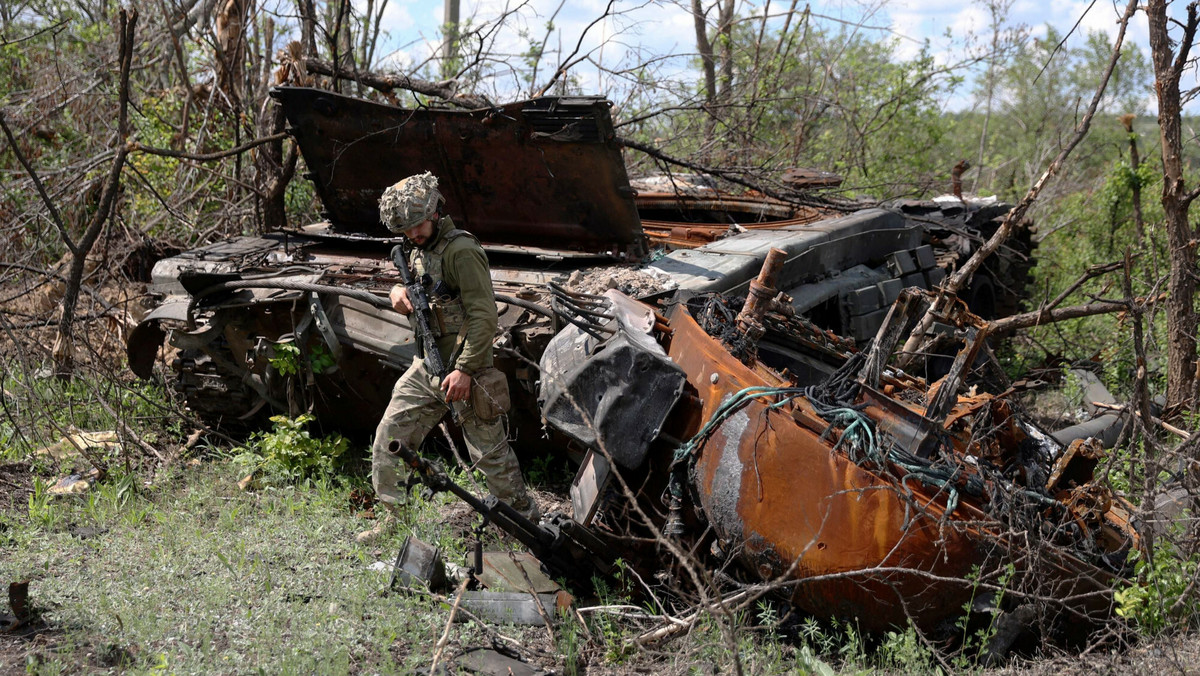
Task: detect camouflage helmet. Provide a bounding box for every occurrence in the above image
[379,172,444,233]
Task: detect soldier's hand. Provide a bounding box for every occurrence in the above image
[441,369,472,403]
[390,285,413,315]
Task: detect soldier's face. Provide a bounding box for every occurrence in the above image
[403,218,436,246]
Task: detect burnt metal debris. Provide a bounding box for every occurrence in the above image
[124,87,1136,637]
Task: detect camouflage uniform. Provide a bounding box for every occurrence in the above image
[371,215,535,516]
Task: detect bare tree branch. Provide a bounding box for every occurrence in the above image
[54,7,138,376]
[132,132,288,161]
[531,0,618,98]
[0,111,76,252]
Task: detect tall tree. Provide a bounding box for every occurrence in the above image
[1146,0,1199,413]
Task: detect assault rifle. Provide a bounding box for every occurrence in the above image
[391,243,461,425]
[389,440,615,587]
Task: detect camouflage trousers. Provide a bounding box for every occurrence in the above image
[372,358,531,510]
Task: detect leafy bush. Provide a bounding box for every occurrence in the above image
[1115,545,1200,635]
[233,414,349,485]
[269,341,336,377]
[878,624,938,673]
[269,342,302,377]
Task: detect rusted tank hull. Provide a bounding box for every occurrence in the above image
[665,303,1119,632]
[272,87,643,255]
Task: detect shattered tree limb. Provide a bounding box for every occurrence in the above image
[618,135,842,210]
[897,0,1140,369]
[302,59,491,109]
[985,297,1151,333]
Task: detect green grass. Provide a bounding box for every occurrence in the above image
[1,453,950,674]
[0,460,511,674]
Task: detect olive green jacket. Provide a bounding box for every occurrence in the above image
[410,217,496,374]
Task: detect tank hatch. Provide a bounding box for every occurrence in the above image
[271,87,644,257]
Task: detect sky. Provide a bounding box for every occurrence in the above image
[356,0,1180,113]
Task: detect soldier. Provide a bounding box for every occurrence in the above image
[356,172,539,544]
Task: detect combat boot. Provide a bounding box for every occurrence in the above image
[355,501,403,544]
[512,495,541,524]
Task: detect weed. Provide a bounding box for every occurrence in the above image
[308,343,336,374]
[268,341,302,376]
[835,620,866,667]
[949,562,1016,669]
[1115,544,1200,634]
[877,624,939,673]
[232,414,350,486]
[27,476,60,530]
[556,607,585,676]
[754,599,778,626]
[269,340,336,377]
[795,644,838,676]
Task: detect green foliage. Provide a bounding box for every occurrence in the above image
[268,341,336,378]
[309,343,336,374]
[82,472,159,527]
[556,608,585,676]
[0,373,176,463]
[233,414,349,485]
[878,624,939,673]
[27,476,60,529]
[269,341,302,377]
[1116,544,1200,634]
[954,27,1152,201]
[638,17,961,197]
[1010,137,1172,389]
[585,562,638,663]
[1,461,455,673]
[0,420,18,461]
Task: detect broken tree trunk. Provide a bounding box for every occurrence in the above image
[1147,0,1200,414]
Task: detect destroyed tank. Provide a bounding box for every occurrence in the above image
[126,86,1033,437]
[122,87,1143,641]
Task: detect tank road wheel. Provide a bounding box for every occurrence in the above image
[170,339,269,434]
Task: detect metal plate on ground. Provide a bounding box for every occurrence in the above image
[455,647,545,676]
[478,552,560,594]
[452,591,573,626]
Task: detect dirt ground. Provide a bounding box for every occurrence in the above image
[998,634,1200,675]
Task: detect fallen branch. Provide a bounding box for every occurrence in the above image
[428,576,470,675]
[631,590,752,646]
[131,132,288,162]
[618,135,840,211]
[87,384,166,463]
[986,299,1132,334]
[303,59,491,109]
[1042,261,1124,314]
[511,551,556,643]
[1093,401,1191,439]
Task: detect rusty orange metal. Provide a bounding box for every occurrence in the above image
[637,192,838,249]
[663,301,1137,632]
